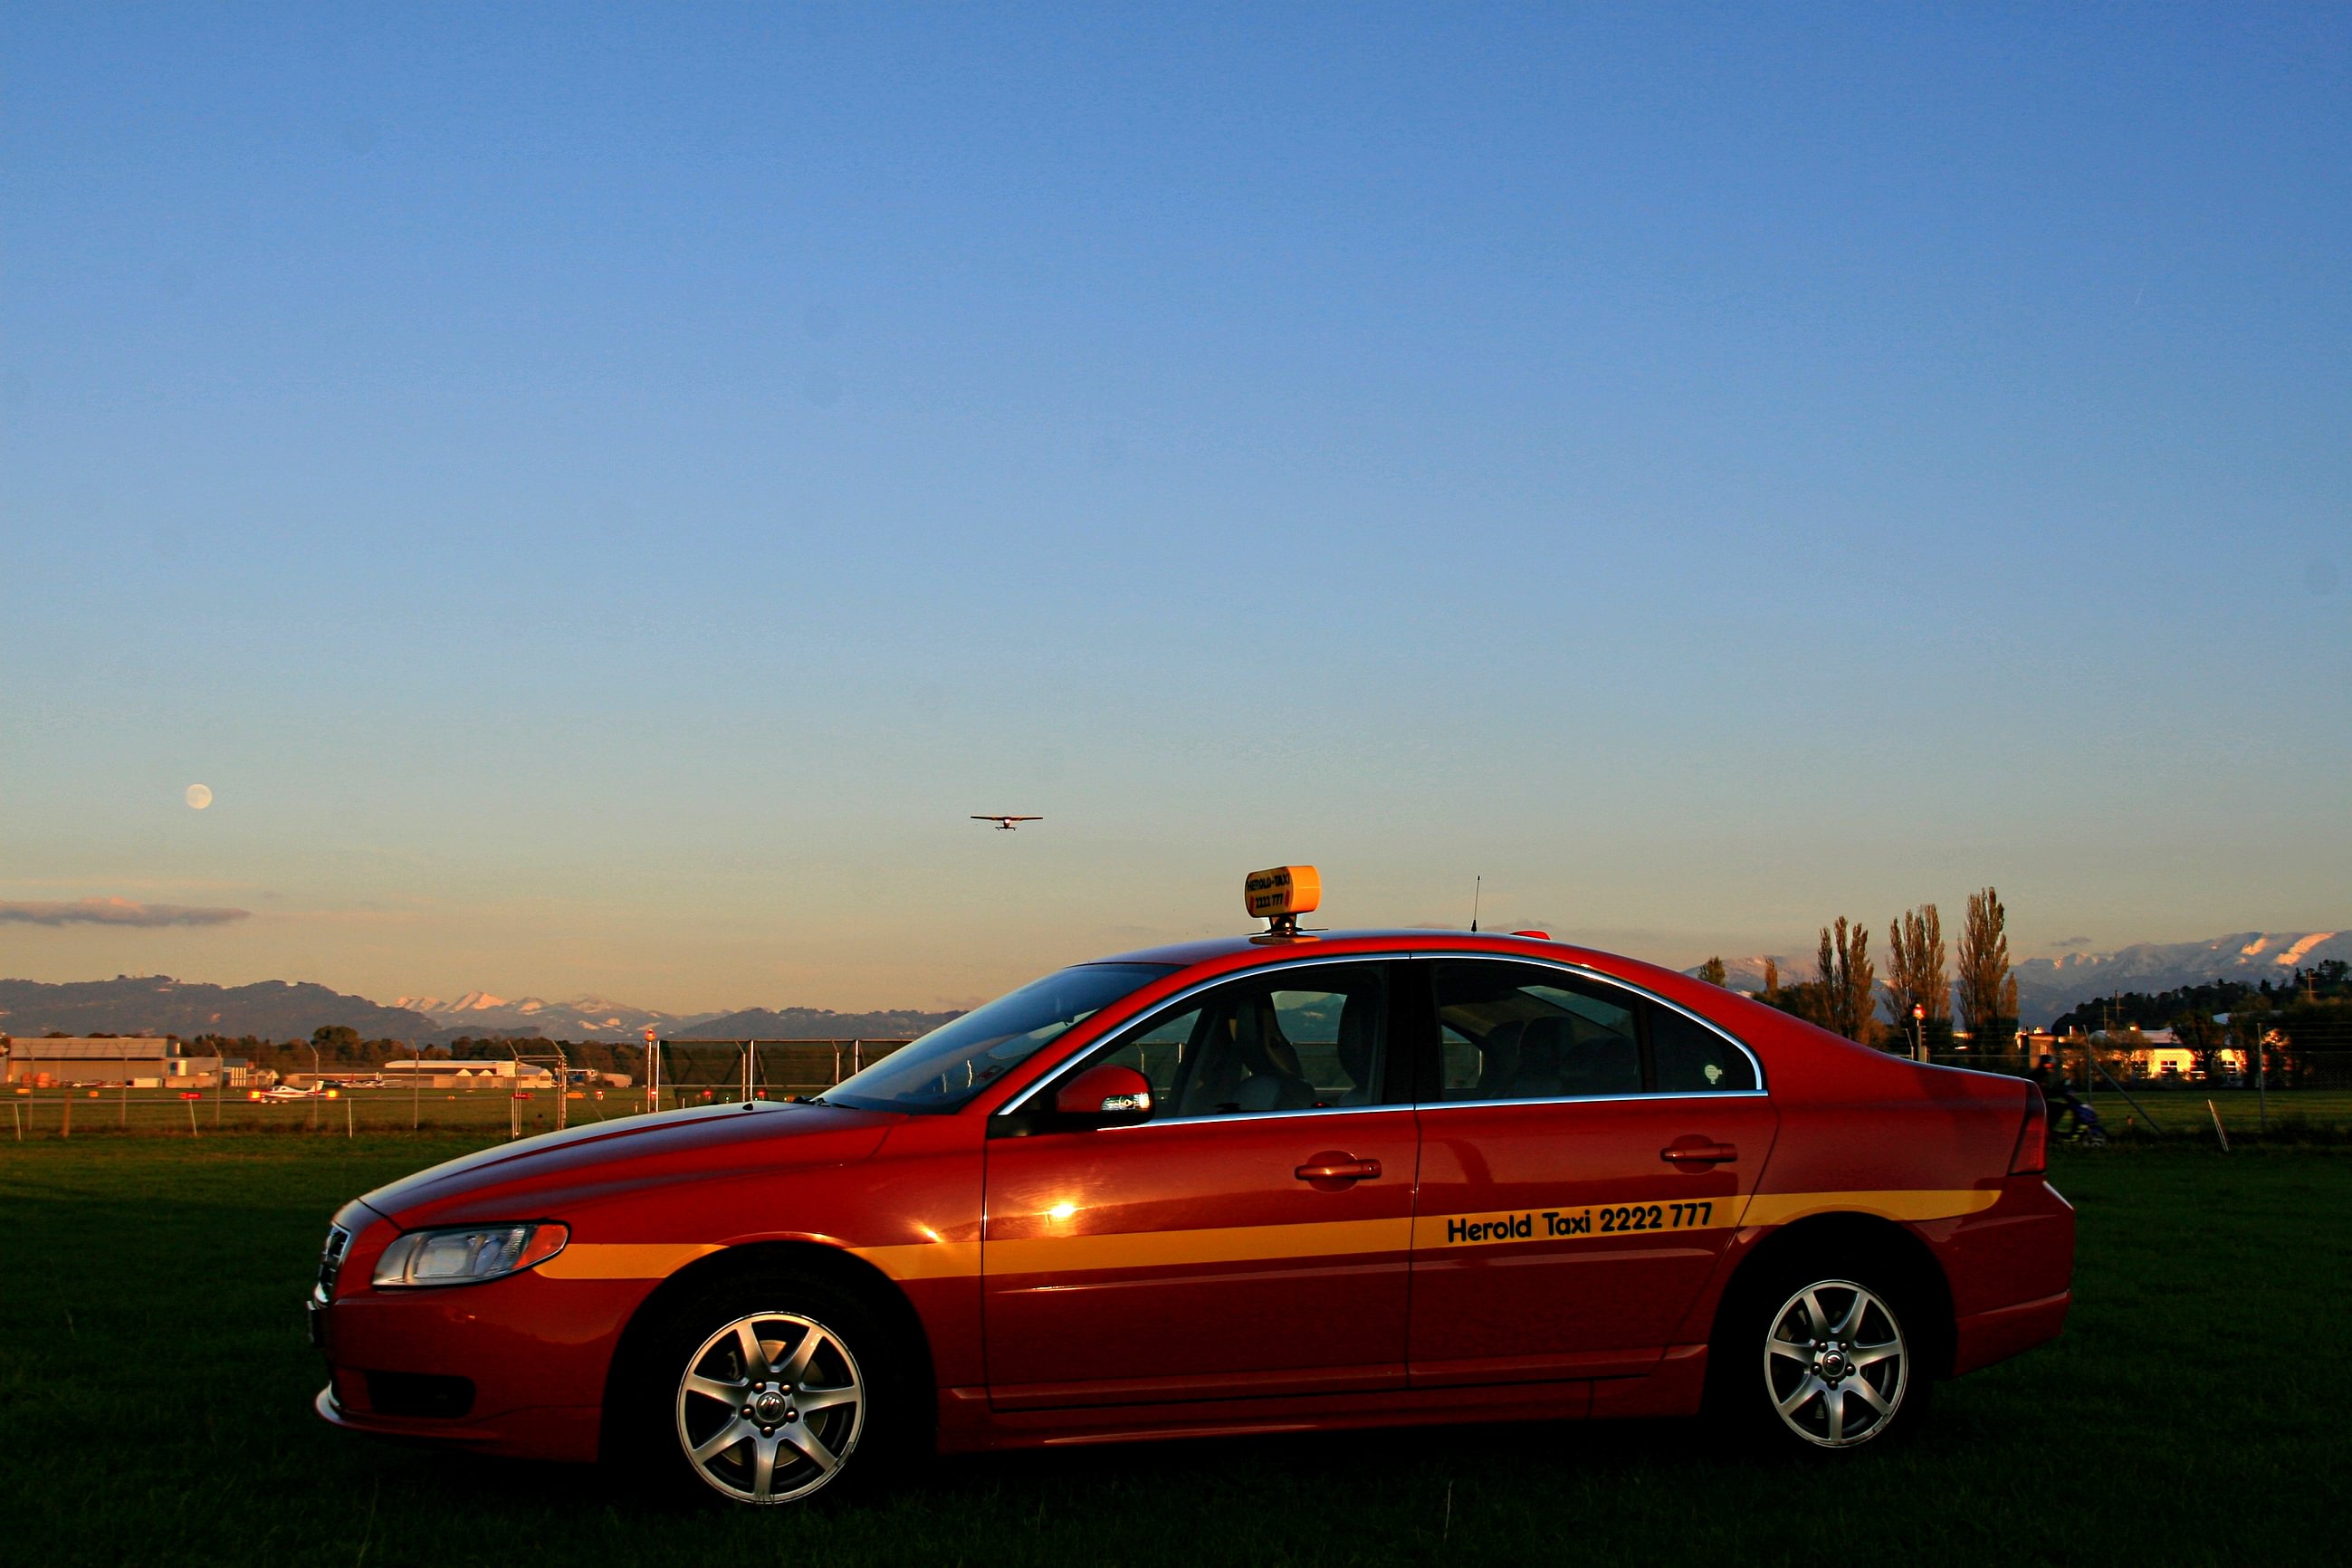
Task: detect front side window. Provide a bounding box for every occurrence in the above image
[1081,964,1389,1118]
[822,963,1174,1112]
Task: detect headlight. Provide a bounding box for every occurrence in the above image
[371,1222,568,1287]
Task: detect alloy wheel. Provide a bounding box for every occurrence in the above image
[1761,1279,1907,1448]
[674,1311,865,1504]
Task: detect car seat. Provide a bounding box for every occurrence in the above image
[1557,1016,1641,1096]
[1475,1020,1525,1098]
[1230,995,1316,1112]
[1509,1016,1571,1098]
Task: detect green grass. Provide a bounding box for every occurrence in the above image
[15,1083,2352,1144]
[3,1139,2347,1567]
[2082,1085,2352,1139]
[1,1085,751,1139]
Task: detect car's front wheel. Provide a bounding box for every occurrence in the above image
[673,1306,866,1504]
[624,1268,907,1506]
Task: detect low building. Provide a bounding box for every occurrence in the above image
[2,1036,247,1087]
[378,1058,557,1090]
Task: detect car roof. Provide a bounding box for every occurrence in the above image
[1089,929,1688,990]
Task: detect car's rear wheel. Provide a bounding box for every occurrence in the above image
[1717,1259,1928,1453]
[623,1267,908,1506]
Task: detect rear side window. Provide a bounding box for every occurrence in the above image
[1650,1007,1758,1092]
[1429,961,1642,1101]
[1423,959,1761,1101]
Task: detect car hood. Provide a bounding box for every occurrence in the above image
[349,1099,904,1231]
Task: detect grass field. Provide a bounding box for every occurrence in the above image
[14,1084,2350,1143]
[2,1085,774,1140]
[3,1139,2347,1567]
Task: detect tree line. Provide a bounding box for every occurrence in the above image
[2047,961,2351,1085]
[179,1028,660,1081]
[1697,886,2019,1053]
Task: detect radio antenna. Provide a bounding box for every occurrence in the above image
[1471,875,1481,932]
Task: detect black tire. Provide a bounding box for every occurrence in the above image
[614,1266,918,1506]
[1711,1253,1931,1454]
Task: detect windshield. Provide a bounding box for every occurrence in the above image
[819,963,1175,1113]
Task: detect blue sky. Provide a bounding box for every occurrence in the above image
[4,4,2347,1011]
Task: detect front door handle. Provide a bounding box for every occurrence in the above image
[1296,1157,1382,1181]
[1661,1141,1737,1165]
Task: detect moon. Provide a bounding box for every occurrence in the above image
[186,783,213,810]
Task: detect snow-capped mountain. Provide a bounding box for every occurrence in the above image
[1685,932,2347,1027]
[393,992,715,1039]
[2010,932,2345,1025]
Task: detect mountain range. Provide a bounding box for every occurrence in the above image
[392,991,705,1040]
[0,975,962,1046]
[0,976,442,1042]
[1693,931,2346,1027]
[6,929,2339,1044]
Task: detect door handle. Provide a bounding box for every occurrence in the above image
[1661,1142,1737,1165]
[1295,1157,1382,1181]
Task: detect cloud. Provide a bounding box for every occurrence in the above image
[0,898,252,928]
[2053,935,2093,949]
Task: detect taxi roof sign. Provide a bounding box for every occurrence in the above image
[1244,865,1321,932]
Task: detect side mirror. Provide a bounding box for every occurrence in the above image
[1052,1064,1153,1128]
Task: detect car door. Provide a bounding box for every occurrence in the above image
[1405,958,1778,1387]
[982,961,1419,1410]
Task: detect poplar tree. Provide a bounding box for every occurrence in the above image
[1955,886,2019,1049]
[1699,956,1728,988]
[1884,904,1951,1053]
[1814,917,1877,1043]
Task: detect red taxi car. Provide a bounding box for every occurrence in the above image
[311,867,2073,1506]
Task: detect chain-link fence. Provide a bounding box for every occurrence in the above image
[2,1038,913,1141]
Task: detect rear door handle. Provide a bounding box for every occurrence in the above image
[1661,1142,1737,1165]
[1296,1158,1382,1181]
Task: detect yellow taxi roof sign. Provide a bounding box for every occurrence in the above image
[1244,865,1321,920]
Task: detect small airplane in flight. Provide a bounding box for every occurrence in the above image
[971,815,1044,831]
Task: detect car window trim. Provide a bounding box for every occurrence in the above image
[1410,954,1768,1103]
[995,951,1414,1119]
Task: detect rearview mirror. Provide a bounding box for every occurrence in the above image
[1052,1064,1153,1128]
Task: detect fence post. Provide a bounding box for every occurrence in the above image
[62,1092,71,1139]
[2255,1037,2267,1133]
[189,1099,199,1139]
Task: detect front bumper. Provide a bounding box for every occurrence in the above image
[314,1382,605,1463]
[311,1268,648,1465]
